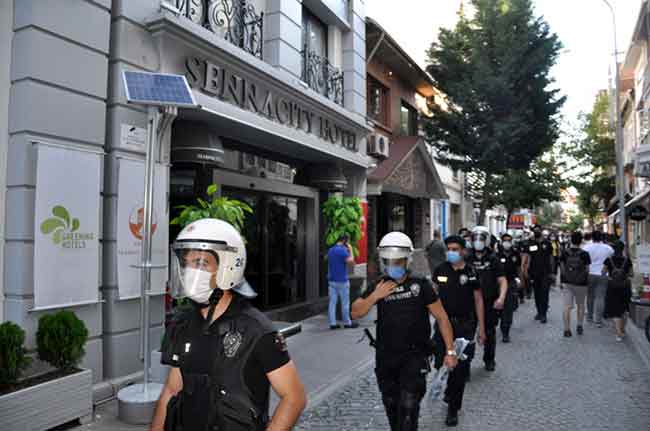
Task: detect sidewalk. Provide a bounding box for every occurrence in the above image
[68,307,377,431]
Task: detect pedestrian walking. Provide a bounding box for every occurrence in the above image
[466,226,508,371]
[583,231,614,327]
[497,233,522,343]
[351,232,458,431]
[426,229,447,276]
[152,219,306,431]
[560,231,591,337]
[603,240,633,341]
[550,232,561,287]
[432,235,487,427]
[522,224,553,323]
[327,234,359,330]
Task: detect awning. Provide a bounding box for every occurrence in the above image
[609,188,650,219]
[367,136,448,200]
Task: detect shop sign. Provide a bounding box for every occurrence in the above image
[356,201,368,265]
[34,144,101,309]
[629,205,648,221]
[185,57,358,152]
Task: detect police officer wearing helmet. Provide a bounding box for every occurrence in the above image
[351,232,457,431]
[465,226,508,371]
[432,235,486,427]
[523,224,553,324]
[150,219,306,431]
[497,233,522,343]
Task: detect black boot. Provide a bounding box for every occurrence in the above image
[501,327,511,343]
[382,396,399,431]
[445,407,459,427]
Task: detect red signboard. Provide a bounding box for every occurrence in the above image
[356,201,368,264]
[508,214,525,229]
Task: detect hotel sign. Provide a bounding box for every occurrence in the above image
[185,57,358,152]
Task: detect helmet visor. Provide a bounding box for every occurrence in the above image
[377,246,412,260]
[169,247,219,300]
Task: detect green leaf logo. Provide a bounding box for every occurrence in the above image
[40,206,84,246]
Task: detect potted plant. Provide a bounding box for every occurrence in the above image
[0,311,92,430]
[322,196,364,306]
[171,184,252,232]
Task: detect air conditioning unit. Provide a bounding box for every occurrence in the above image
[368,134,390,159]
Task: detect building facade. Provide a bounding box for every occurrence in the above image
[364,17,447,259]
[1,0,370,390]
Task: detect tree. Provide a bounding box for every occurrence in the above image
[562,91,616,226]
[491,154,566,224]
[537,202,564,227]
[425,0,565,223]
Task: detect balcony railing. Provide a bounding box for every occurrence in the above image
[174,0,264,59]
[301,47,344,106]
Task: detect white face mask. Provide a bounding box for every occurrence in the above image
[502,241,512,250]
[473,240,486,251]
[183,267,215,304]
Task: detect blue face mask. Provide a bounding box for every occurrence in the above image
[447,251,462,264]
[386,265,407,280]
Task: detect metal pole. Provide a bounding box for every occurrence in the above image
[601,0,628,245]
[140,107,158,393]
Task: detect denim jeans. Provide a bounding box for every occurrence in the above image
[328,281,352,326]
[587,275,608,324]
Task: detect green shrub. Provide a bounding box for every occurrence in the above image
[0,321,32,388]
[36,311,88,371]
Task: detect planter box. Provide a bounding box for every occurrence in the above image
[0,368,92,431]
[630,300,650,328]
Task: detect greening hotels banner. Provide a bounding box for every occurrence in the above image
[116,158,168,300]
[34,144,101,309]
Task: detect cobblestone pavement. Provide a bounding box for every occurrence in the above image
[296,288,650,431]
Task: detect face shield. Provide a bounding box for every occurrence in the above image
[471,232,489,251]
[378,246,411,280]
[170,241,239,304]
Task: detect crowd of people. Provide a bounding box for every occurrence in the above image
[343,224,634,429]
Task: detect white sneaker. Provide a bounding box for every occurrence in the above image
[615,336,623,342]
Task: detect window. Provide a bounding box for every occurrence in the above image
[367,76,389,125]
[302,8,327,59]
[400,102,418,136]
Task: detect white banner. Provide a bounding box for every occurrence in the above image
[34,145,101,309]
[636,244,650,274]
[117,159,169,300]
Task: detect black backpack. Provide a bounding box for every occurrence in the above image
[561,249,589,285]
[608,258,629,289]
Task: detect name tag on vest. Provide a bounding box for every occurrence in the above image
[437,276,448,283]
[529,245,539,252]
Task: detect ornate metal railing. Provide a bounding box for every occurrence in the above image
[174,0,264,59]
[301,46,344,106]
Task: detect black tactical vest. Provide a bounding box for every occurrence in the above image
[163,302,276,431]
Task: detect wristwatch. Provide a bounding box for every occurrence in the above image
[446,350,457,357]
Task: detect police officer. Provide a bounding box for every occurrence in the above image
[497,233,522,343]
[151,219,306,431]
[433,235,487,427]
[351,232,458,431]
[458,228,473,257]
[465,226,508,371]
[523,224,553,324]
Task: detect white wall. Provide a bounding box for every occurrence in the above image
[0,0,13,322]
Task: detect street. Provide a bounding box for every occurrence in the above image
[296,288,650,431]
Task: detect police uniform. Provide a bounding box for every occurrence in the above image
[523,239,553,319]
[432,262,480,414]
[497,248,522,339]
[362,273,438,431]
[161,295,290,431]
[466,250,505,366]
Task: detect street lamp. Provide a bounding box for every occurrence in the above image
[600,0,628,245]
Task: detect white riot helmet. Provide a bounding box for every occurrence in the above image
[471,225,491,251]
[377,232,414,273]
[171,219,256,304]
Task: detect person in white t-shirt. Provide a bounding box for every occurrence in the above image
[582,231,614,327]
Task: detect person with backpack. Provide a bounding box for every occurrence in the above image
[560,231,591,338]
[603,241,633,341]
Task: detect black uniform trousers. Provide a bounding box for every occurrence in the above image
[375,349,430,431]
[483,303,499,364]
[433,319,476,413]
[500,281,517,335]
[530,270,550,317]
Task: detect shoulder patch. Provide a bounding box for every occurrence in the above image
[410,283,421,297]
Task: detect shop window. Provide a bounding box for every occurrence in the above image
[367,76,389,126]
[400,102,418,136]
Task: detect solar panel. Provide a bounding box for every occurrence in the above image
[122,71,197,107]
